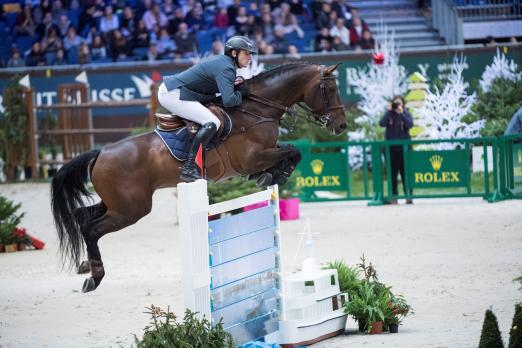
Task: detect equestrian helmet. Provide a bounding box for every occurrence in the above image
[225,36,257,56]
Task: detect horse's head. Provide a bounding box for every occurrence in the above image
[303,64,347,135]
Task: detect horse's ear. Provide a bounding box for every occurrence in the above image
[325,63,340,75]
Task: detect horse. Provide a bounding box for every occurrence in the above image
[51,63,347,293]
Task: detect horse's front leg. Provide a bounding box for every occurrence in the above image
[248,144,302,186]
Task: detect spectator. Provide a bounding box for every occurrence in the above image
[247,2,260,17]
[33,0,52,25]
[25,41,48,66]
[133,20,151,48]
[332,35,349,51]
[7,48,26,67]
[287,44,301,59]
[146,42,160,61]
[143,3,168,31]
[315,2,333,30]
[36,12,59,40]
[174,22,198,58]
[63,26,83,52]
[274,2,304,38]
[185,2,206,31]
[379,96,414,204]
[214,7,230,28]
[485,35,497,47]
[349,16,368,47]
[14,5,36,37]
[51,0,69,25]
[110,29,131,61]
[54,48,67,65]
[288,0,304,16]
[41,26,63,62]
[260,12,275,42]
[154,27,176,58]
[330,17,349,46]
[89,34,107,60]
[78,5,99,35]
[162,0,176,19]
[332,0,353,21]
[57,14,72,37]
[168,7,185,35]
[270,25,290,54]
[358,29,375,50]
[99,5,119,34]
[227,0,242,24]
[84,26,100,45]
[346,8,365,28]
[78,42,91,64]
[234,6,249,36]
[211,40,224,55]
[314,26,333,52]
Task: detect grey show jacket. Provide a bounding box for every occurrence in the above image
[162,55,243,107]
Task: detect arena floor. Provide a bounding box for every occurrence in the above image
[0,183,520,348]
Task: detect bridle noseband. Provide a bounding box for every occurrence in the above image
[247,66,345,128]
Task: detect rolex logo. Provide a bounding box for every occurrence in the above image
[310,159,324,175]
[429,155,443,171]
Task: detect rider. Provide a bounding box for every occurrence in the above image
[158,35,257,182]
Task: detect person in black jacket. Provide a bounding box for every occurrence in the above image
[379,95,414,204]
[158,35,256,182]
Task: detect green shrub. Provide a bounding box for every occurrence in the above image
[323,260,362,295]
[467,78,522,137]
[0,195,25,245]
[134,306,234,348]
[207,177,261,204]
[479,309,504,348]
[509,304,522,348]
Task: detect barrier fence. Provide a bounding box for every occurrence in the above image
[20,83,158,178]
[291,135,522,204]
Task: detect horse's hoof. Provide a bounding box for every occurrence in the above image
[82,277,97,293]
[256,172,273,187]
[77,260,91,274]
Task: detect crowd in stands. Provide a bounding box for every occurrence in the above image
[0,0,376,68]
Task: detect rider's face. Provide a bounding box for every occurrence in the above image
[237,50,252,68]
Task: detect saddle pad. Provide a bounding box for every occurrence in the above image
[155,113,233,162]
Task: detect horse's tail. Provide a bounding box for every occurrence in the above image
[51,149,100,269]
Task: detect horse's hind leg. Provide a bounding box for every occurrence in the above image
[75,203,107,274]
[81,207,148,293]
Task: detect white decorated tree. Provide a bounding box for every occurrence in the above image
[479,48,521,92]
[346,24,408,169]
[416,56,484,150]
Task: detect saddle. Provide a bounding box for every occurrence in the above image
[155,103,230,138]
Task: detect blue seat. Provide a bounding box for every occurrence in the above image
[5,12,18,29]
[16,35,37,52]
[132,47,148,59]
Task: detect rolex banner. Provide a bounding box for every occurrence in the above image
[295,152,348,192]
[406,150,470,188]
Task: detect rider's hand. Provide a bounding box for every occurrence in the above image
[234,76,245,86]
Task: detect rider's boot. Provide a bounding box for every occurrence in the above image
[180,122,217,182]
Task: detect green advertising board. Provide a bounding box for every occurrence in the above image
[406,150,470,188]
[513,143,522,187]
[295,152,348,192]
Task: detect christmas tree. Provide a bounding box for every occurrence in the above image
[509,303,522,348]
[480,48,521,93]
[479,309,505,348]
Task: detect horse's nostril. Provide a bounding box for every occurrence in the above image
[340,123,347,130]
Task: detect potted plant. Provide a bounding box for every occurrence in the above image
[344,281,389,334]
[385,293,412,333]
[0,195,25,252]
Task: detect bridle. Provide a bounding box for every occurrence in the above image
[246,66,345,128]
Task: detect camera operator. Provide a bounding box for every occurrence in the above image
[379,95,414,204]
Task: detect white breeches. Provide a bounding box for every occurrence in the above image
[157,83,221,129]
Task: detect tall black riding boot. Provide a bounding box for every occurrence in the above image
[180,122,217,182]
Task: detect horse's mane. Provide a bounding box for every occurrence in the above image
[250,62,317,83]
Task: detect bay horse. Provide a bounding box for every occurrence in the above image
[51,63,347,293]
